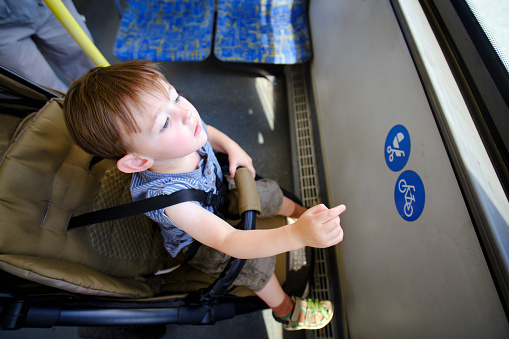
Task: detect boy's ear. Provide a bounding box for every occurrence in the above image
[117,153,153,173]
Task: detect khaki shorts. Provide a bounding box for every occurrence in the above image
[182,245,276,292]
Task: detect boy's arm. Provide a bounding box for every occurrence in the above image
[206,125,255,178]
[165,202,346,259]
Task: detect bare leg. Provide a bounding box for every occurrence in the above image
[256,274,286,308]
[256,274,294,318]
[257,274,316,324]
[278,197,307,218]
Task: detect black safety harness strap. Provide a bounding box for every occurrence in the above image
[68,188,228,230]
[68,153,232,231]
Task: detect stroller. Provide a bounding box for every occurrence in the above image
[0,65,312,330]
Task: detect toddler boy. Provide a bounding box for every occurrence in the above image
[64,60,346,330]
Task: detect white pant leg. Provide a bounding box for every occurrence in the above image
[0,23,68,92]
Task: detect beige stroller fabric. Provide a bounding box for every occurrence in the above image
[0,99,166,297]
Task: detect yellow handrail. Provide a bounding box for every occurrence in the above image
[43,0,110,67]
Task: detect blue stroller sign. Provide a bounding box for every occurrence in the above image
[394,170,425,221]
[385,125,411,172]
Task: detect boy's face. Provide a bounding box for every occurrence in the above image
[126,81,208,172]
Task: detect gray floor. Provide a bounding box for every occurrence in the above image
[0,1,303,338]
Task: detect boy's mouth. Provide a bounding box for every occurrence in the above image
[194,122,201,137]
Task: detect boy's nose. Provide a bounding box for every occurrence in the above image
[176,106,192,124]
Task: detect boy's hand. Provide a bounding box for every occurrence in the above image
[206,125,256,177]
[228,147,255,178]
[290,204,346,248]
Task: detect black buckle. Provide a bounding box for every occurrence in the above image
[205,191,217,206]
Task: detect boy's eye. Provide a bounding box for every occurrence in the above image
[174,94,181,104]
[161,117,169,132]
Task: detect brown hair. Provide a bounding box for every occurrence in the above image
[63,60,167,159]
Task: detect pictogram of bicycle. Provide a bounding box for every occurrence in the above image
[398,179,415,217]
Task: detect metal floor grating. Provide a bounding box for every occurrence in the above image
[286,66,337,339]
[288,67,320,208]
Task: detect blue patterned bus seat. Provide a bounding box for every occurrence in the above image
[214,0,311,64]
[114,0,214,61]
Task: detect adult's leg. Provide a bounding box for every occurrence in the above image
[32,0,96,84]
[0,24,68,92]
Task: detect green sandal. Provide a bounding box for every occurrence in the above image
[273,296,334,331]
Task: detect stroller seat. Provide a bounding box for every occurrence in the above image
[0,98,165,298]
[0,68,310,329]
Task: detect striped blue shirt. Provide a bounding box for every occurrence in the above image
[130,131,222,257]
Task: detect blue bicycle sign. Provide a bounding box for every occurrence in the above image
[394,170,425,221]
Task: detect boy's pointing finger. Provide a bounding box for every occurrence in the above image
[320,204,346,223]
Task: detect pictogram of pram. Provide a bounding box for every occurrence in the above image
[387,132,405,162]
